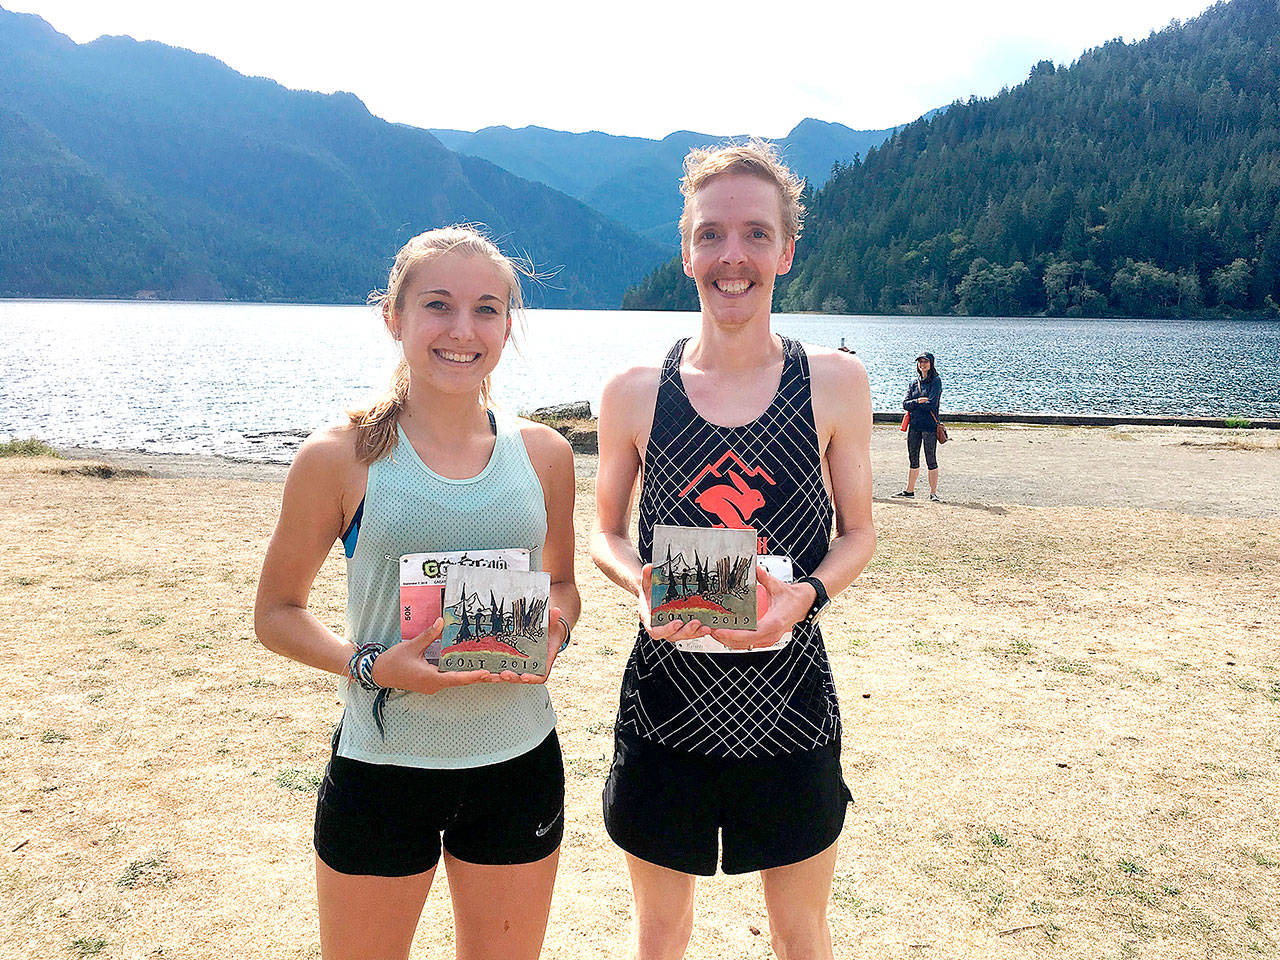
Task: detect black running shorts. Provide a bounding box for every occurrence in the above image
[602,730,851,876]
[315,728,564,877]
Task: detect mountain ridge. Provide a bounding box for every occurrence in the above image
[0,6,666,306]
[429,115,933,247]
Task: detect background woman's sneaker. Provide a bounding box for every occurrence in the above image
[894,490,915,498]
[929,493,941,502]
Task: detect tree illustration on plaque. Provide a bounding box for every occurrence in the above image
[439,567,552,676]
[650,524,758,629]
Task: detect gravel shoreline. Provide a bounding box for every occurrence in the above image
[54,421,1280,518]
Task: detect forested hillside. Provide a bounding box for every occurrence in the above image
[0,7,665,306]
[625,0,1280,319]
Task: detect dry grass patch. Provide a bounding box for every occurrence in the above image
[1178,436,1280,451]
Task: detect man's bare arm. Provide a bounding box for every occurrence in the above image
[589,367,652,595]
[590,367,712,642]
[809,349,876,596]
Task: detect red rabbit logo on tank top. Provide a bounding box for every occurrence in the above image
[679,451,775,530]
[695,471,764,527]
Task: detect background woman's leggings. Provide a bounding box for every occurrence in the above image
[907,426,938,470]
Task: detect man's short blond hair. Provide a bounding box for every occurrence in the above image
[678,138,806,243]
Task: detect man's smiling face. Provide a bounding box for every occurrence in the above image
[682,172,795,329]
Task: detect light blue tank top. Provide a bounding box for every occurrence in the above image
[337,413,556,769]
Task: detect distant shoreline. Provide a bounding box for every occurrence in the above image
[40,414,1280,477]
[43,420,1280,523]
[870,411,1280,430]
[6,296,1280,323]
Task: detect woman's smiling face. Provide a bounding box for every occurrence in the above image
[388,251,512,396]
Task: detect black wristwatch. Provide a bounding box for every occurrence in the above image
[796,576,830,627]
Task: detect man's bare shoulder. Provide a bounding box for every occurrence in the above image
[600,364,663,414]
[604,364,663,395]
[598,364,663,458]
[805,345,869,394]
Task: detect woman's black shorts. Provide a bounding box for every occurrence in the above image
[314,728,564,877]
[602,730,851,876]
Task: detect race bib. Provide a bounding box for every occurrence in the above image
[399,549,530,661]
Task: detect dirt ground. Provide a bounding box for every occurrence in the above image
[3,424,1278,959]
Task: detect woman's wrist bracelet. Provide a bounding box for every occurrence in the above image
[347,642,386,691]
[556,616,572,654]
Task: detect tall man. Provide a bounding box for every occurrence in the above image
[590,141,876,960]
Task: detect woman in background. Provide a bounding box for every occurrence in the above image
[896,351,943,501]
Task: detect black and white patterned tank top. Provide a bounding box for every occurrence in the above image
[616,336,841,759]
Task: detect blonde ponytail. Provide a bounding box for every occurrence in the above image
[347,358,410,464]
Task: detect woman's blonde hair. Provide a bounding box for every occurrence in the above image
[348,225,527,464]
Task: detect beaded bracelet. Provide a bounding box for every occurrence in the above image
[347,642,386,691]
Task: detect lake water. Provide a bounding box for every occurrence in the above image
[1,300,1277,462]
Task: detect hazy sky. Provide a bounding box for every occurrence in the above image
[9,0,1219,139]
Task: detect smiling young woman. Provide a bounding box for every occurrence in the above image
[254,225,579,960]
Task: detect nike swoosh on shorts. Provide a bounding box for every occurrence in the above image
[535,807,563,837]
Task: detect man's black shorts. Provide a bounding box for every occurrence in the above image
[602,730,851,876]
[315,728,564,877]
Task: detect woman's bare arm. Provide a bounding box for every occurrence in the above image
[254,425,364,676]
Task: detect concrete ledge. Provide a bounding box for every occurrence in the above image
[874,412,1280,429]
